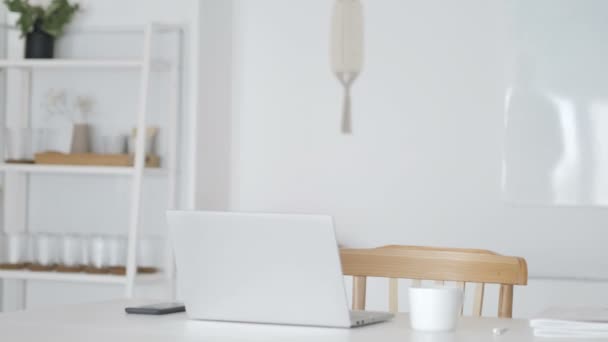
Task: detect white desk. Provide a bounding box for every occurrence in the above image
[0,299,588,342]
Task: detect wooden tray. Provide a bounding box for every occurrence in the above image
[108,266,158,275]
[34,152,160,168]
[56,265,86,273]
[27,264,57,271]
[0,263,27,269]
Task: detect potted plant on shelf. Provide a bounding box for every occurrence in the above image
[4,0,79,58]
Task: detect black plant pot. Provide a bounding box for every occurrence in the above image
[25,23,54,59]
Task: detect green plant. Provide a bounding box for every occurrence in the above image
[4,0,79,37]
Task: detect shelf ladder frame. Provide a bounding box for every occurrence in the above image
[0,22,181,309]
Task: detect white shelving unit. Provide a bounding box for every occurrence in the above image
[0,23,181,308]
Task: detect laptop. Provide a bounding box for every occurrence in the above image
[167,211,393,328]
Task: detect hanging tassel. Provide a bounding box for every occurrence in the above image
[336,72,357,134]
[341,83,351,134]
[330,0,364,135]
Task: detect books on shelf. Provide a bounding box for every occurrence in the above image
[530,307,608,338]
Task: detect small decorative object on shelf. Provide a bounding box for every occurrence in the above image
[39,89,90,153]
[128,126,158,155]
[4,0,79,58]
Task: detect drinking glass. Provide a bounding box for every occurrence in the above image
[80,234,90,267]
[107,235,127,268]
[0,233,5,265]
[4,233,29,266]
[88,235,109,270]
[128,134,154,155]
[137,236,162,273]
[60,234,83,268]
[5,128,33,161]
[32,233,58,267]
[102,135,126,154]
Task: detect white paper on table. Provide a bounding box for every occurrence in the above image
[531,307,608,337]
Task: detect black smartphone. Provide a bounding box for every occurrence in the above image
[125,302,186,315]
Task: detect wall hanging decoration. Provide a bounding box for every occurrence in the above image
[330,0,364,134]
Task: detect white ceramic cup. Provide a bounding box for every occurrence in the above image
[33,233,58,266]
[60,234,83,267]
[5,233,29,264]
[409,287,463,332]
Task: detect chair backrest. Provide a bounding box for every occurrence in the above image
[339,245,528,318]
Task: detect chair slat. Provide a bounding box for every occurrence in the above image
[456,281,465,315]
[388,278,398,313]
[472,283,484,317]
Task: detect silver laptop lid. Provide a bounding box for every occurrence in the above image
[167,211,352,327]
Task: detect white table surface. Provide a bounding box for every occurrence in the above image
[0,299,593,342]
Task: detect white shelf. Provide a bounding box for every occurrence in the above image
[0,270,165,284]
[0,59,171,71]
[0,59,141,69]
[0,270,125,284]
[0,22,182,34]
[0,163,167,176]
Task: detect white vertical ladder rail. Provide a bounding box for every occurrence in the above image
[165,25,181,300]
[125,23,154,297]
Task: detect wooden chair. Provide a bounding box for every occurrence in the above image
[339,245,527,318]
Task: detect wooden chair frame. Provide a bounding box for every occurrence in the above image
[340,245,528,318]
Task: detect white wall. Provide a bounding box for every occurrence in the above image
[196,0,608,318]
[196,0,233,210]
